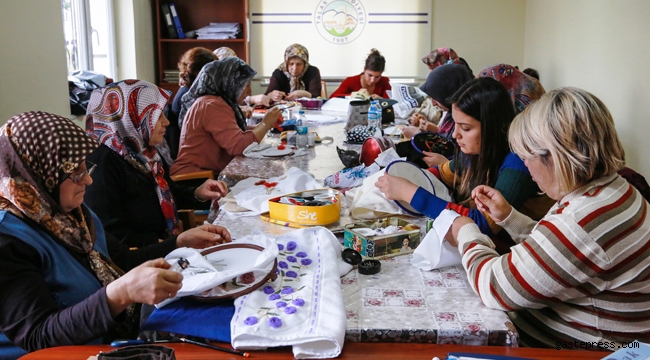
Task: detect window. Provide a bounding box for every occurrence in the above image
[61,0,116,79]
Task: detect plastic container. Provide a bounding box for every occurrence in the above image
[296,110,309,149]
[367,101,380,129]
[296,98,323,110]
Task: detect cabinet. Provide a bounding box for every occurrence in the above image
[154,0,248,98]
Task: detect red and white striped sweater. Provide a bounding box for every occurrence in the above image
[457,174,650,347]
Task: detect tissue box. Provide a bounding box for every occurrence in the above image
[297,98,323,110]
[268,189,340,226]
[344,217,421,259]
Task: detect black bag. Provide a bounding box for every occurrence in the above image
[377,99,397,124]
[69,79,100,115]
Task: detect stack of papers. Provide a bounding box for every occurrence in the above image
[196,22,241,39]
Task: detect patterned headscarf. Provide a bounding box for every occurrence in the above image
[0,110,128,290]
[477,64,546,114]
[213,46,237,60]
[85,80,181,237]
[277,43,310,93]
[422,48,462,71]
[179,57,256,131]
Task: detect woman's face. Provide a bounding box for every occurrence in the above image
[524,155,562,200]
[149,112,170,146]
[237,83,252,104]
[287,57,305,77]
[430,98,448,112]
[362,70,383,87]
[451,104,481,155]
[59,160,92,213]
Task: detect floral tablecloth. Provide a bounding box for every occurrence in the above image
[341,255,518,346]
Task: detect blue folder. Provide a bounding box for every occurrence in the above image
[168,3,185,39]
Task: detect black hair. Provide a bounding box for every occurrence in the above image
[364,49,386,72]
[522,68,540,80]
[448,77,516,199]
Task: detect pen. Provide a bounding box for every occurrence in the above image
[110,339,176,347]
[179,337,250,357]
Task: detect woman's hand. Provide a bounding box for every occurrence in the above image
[422,151,448,168]
[240,105,253,119]
[369,93,382,100]
[268,90,286,102]
[105,258,183,315]
[195,180,228,202]
[419,119,439,133]
[445,216,475,247]
[262,107,283,128]
[410,113,426,126]
[249,94,271,107]
[471,185,512,223]
[285,90,311,100]
[401,125,420,140]
[375,173,418,202]
[176,224,232,249]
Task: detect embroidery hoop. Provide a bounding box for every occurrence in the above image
[385,160,435,216]
[193,243,278,301]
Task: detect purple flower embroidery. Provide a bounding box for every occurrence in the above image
[284,306,297,314]
[300,258,312,266]
[276,301,287,308]
[269,317,283,329]
[281,287,294,295]
[277,244,284,251]
[296,252,308,258]
[286,256,297,263]
[286,241,297,251]
[244,316,258,325]
[269,293,280,300]
[263,285,275,294]
[286,271,298,278]
[292,298,305,306]
[278,261,288,269]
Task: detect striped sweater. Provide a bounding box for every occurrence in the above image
[457,174,650,347]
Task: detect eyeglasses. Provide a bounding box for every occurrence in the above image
[69,161,97,184]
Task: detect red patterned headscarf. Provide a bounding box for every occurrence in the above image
[477,64,546,114]
[422,48,462,71]
[85,80,181,236]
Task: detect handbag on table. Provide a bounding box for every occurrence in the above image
[345,100,370,130]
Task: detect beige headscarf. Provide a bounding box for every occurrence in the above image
[277,43,310,92]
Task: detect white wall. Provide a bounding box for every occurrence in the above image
[0,0,70,123]
[432,0,526,75]
[114,0,156,82]
[524,0,650,176]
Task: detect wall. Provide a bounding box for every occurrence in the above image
[0,0,70,123]
[114,0,156,82]
[524,0,650,176]
[432,0,526,75]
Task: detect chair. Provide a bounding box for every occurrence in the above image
[320,81,328,99]
[171,170,216,229]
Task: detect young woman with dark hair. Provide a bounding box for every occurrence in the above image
[376,77,553,254]
[330,48,391,99]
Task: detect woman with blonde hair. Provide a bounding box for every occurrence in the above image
[447,87,650,348]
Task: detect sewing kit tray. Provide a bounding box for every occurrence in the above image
[344,217,421,259]
[267,189,341,226]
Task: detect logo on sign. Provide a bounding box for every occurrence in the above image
[314,0,366,44]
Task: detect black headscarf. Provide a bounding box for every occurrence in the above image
[420,64,474,109]
[178,57,256,130]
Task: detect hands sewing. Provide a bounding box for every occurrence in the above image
[194,179,228,202]
[261,107,283,128]
[285,90,311,100]
[249,94,271,107]
[375,173,418,203]
[268,90,286,102]
[422,151,448,168]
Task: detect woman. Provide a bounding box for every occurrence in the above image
[265,44,322,101]
[421,47,472,74]
[171,58,282,176]
[447,88,650,348]
[212,47,271,108]
[377,78,551,254]
[330,49,391,99]
[85,80,229,248]
[165,47,218,159]
[0,111,231,354]
[477,63,545,115]
[213,46,236,60]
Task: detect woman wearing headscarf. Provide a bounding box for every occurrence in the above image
[265,44,322,101]
[421,47,473,75]
[211,48,271,109]
[85,80,229,248]
[171,57,282,176]
[213,46,236,60]
[477,64,545,115]
[0,111,231,355]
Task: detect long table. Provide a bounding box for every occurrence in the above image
[20,342,607,359]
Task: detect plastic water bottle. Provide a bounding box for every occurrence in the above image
[296,110,309,149]
[374,100,382,125]
[367,101,380,130]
